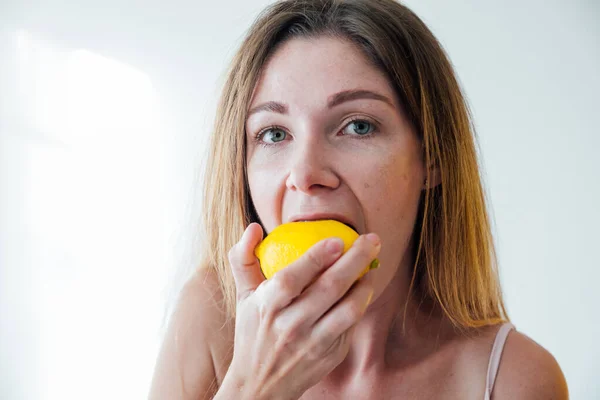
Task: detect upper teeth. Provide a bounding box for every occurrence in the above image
[298,219,354,231]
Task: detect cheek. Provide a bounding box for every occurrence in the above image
[368,152,423,205]
[360,148,424,239]
[364,162,423,287]
[247,162,284,231]
[373,172,420,223]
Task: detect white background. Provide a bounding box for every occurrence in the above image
[1,0,598,399]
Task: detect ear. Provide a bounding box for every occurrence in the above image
[423,164,441,190]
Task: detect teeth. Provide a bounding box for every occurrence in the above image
[297,219,357,232]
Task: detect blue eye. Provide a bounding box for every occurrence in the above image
[260,127,287,143]
[343,120,375,136]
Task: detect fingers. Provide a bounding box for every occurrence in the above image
[260,237,345,311]
[226,229,379,399]
[309,271,375,353]
[229,223,265,302]
[282,233,380,325]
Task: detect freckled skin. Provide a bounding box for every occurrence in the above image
[150,33,568,400]
[245,36,426,303]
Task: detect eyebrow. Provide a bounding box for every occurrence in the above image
[246,89,394,118]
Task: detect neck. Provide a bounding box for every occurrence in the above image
[326,260,456,384]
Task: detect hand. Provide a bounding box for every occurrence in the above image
[224,222,379,400]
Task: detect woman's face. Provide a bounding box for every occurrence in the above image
[245,36,426,294]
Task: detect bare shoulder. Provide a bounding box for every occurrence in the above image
[182,268,236,380]
[493,329,569,399]
[174,268,234,349]
[451,323,568,400]
[149,268,234,400]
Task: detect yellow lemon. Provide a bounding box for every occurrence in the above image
[255,219,379,280]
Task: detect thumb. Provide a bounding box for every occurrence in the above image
[228,222,265,301]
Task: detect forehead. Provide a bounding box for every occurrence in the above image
[249,36,399,111]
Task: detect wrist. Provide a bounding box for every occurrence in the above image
[214,368,255,400]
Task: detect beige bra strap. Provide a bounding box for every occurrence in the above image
[484,322,515,399]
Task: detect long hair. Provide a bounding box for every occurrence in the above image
[199,0,507,328]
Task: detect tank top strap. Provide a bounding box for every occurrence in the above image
[484,322,515,400]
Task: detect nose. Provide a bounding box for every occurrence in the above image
[285,137,340,194]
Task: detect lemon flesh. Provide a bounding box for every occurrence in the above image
[255,219,379,280]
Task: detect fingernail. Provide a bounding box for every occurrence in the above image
[244,223,262,244]
[365,233,380,247]
[243,222,255,235]
[327,238,343,255]
[241,225,250,239]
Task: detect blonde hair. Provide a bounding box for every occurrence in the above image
[198,0,508,328]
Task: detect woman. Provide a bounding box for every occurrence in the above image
[149,0,568,398]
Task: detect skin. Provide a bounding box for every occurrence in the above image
[245,35,426,318]
[245,35,437,377]
[148,36,569,400]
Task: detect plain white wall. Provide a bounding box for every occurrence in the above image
[1,0,598,399]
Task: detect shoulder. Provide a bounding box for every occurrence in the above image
[174,268,236,380]
[167,268,231,344]
[452,323,568,400]
[149,268,234,399]
[178,267,228,319]
[493,329,569,399]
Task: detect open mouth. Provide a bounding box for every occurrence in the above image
[298,218,358,233]
[338,221,358,233]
